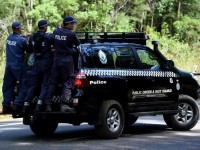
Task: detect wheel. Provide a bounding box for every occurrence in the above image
[163,95,199,130]
[30,119,58,136]
[95,100,125,139]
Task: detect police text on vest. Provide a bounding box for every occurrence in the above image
[55,35,67,40]
[7,40,16,46]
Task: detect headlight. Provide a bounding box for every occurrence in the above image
[190,73,198,81]
[197,88,200,98]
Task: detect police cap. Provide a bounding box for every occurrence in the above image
[12,21,23,29]
[63,16,77,25]
[38,20,50,28]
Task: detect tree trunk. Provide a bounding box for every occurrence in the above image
[28,0,33,32]
[141,11,147,31]
[151,15,154,28]
[147,0,155,28]
[96,0,98,9]
[177,0,181,19]
[24,0,33,32]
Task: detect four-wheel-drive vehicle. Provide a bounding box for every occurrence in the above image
[15,32,200,139]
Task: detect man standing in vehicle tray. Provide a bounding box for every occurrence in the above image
[45,16,80,112]
[23,20,54,113]
[2,21,31,114]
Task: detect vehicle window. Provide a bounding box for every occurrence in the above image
[81,46,116,68]
[114,47,137,69]
[136,49,160,69]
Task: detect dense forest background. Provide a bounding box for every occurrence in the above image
[1,0,200,104]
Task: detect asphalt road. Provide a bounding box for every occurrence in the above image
[0,116,200,150]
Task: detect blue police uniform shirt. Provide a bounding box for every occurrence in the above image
[29,31,54,59]
[6,33,29,67]
[53,27,80,55]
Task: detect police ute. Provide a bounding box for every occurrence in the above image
[10,32,200,139]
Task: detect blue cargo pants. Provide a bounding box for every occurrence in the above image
[2,65,27,107]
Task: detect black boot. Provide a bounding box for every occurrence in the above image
[35,104,43,112]
[22,105,30,114]
[45,104,52,112]
[60,104,75,113]
[2,106,12,114]
[12,105,23,113]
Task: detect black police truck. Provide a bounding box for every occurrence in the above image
[18,32,200,139]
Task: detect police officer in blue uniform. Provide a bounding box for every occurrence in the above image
[23,20,54,113]
[45,16,80,112]
[2,21,31,113]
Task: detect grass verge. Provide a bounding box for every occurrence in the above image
[0,114,12,121]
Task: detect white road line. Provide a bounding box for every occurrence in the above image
[0,122,22,127]
[54,136,92,143]
[0,120,199,128]
[0,122,88,128]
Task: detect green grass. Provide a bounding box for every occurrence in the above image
[0,115,12,120]
[0,58,5,109]
[147,27,200,73]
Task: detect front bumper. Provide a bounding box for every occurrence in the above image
[197,88,200,99]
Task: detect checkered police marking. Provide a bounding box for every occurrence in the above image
[81,69,177,77]
[33,96,61,103]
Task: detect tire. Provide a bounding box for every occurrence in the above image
[163,95,199,130]
[30,119,58,136]
[95,100,125,139]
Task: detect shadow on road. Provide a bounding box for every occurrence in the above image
[2,123,172,143]
[1,119,200,150]
[1,118,200,143]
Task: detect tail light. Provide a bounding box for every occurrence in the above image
[74,72,89,87]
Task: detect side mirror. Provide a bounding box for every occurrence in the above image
[166,60,174,67]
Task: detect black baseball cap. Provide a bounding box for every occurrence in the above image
[63,16,77,25]
[12,21,23,29]
[38,20,50,28]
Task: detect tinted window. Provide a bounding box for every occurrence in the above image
[115,47,137,69]
[136,49,160,69]
[81,46,115,68]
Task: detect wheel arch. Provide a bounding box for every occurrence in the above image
[93,98,127,126]
[94,99,125,139]
[163,94,199,130]
[180,85,199,100]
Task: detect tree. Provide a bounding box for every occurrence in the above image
[21,0,33,32]
[0,0,23,35]
[55,0,79,17]
[173,16,200,44]
[75,1,113,31]
[28,0,61,32]
[0,0,24,56]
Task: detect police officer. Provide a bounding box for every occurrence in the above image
[2,21,31,113]
[23,20,54,113]
[45,16,80,112]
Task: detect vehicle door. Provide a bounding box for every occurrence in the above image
[112,46,159,113]
[132,47,179,112]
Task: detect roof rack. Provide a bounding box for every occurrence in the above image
[76,32,148,45]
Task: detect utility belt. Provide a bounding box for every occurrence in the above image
[35,57,52,60]
[56,51,72,56]
[34,53,52,60]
